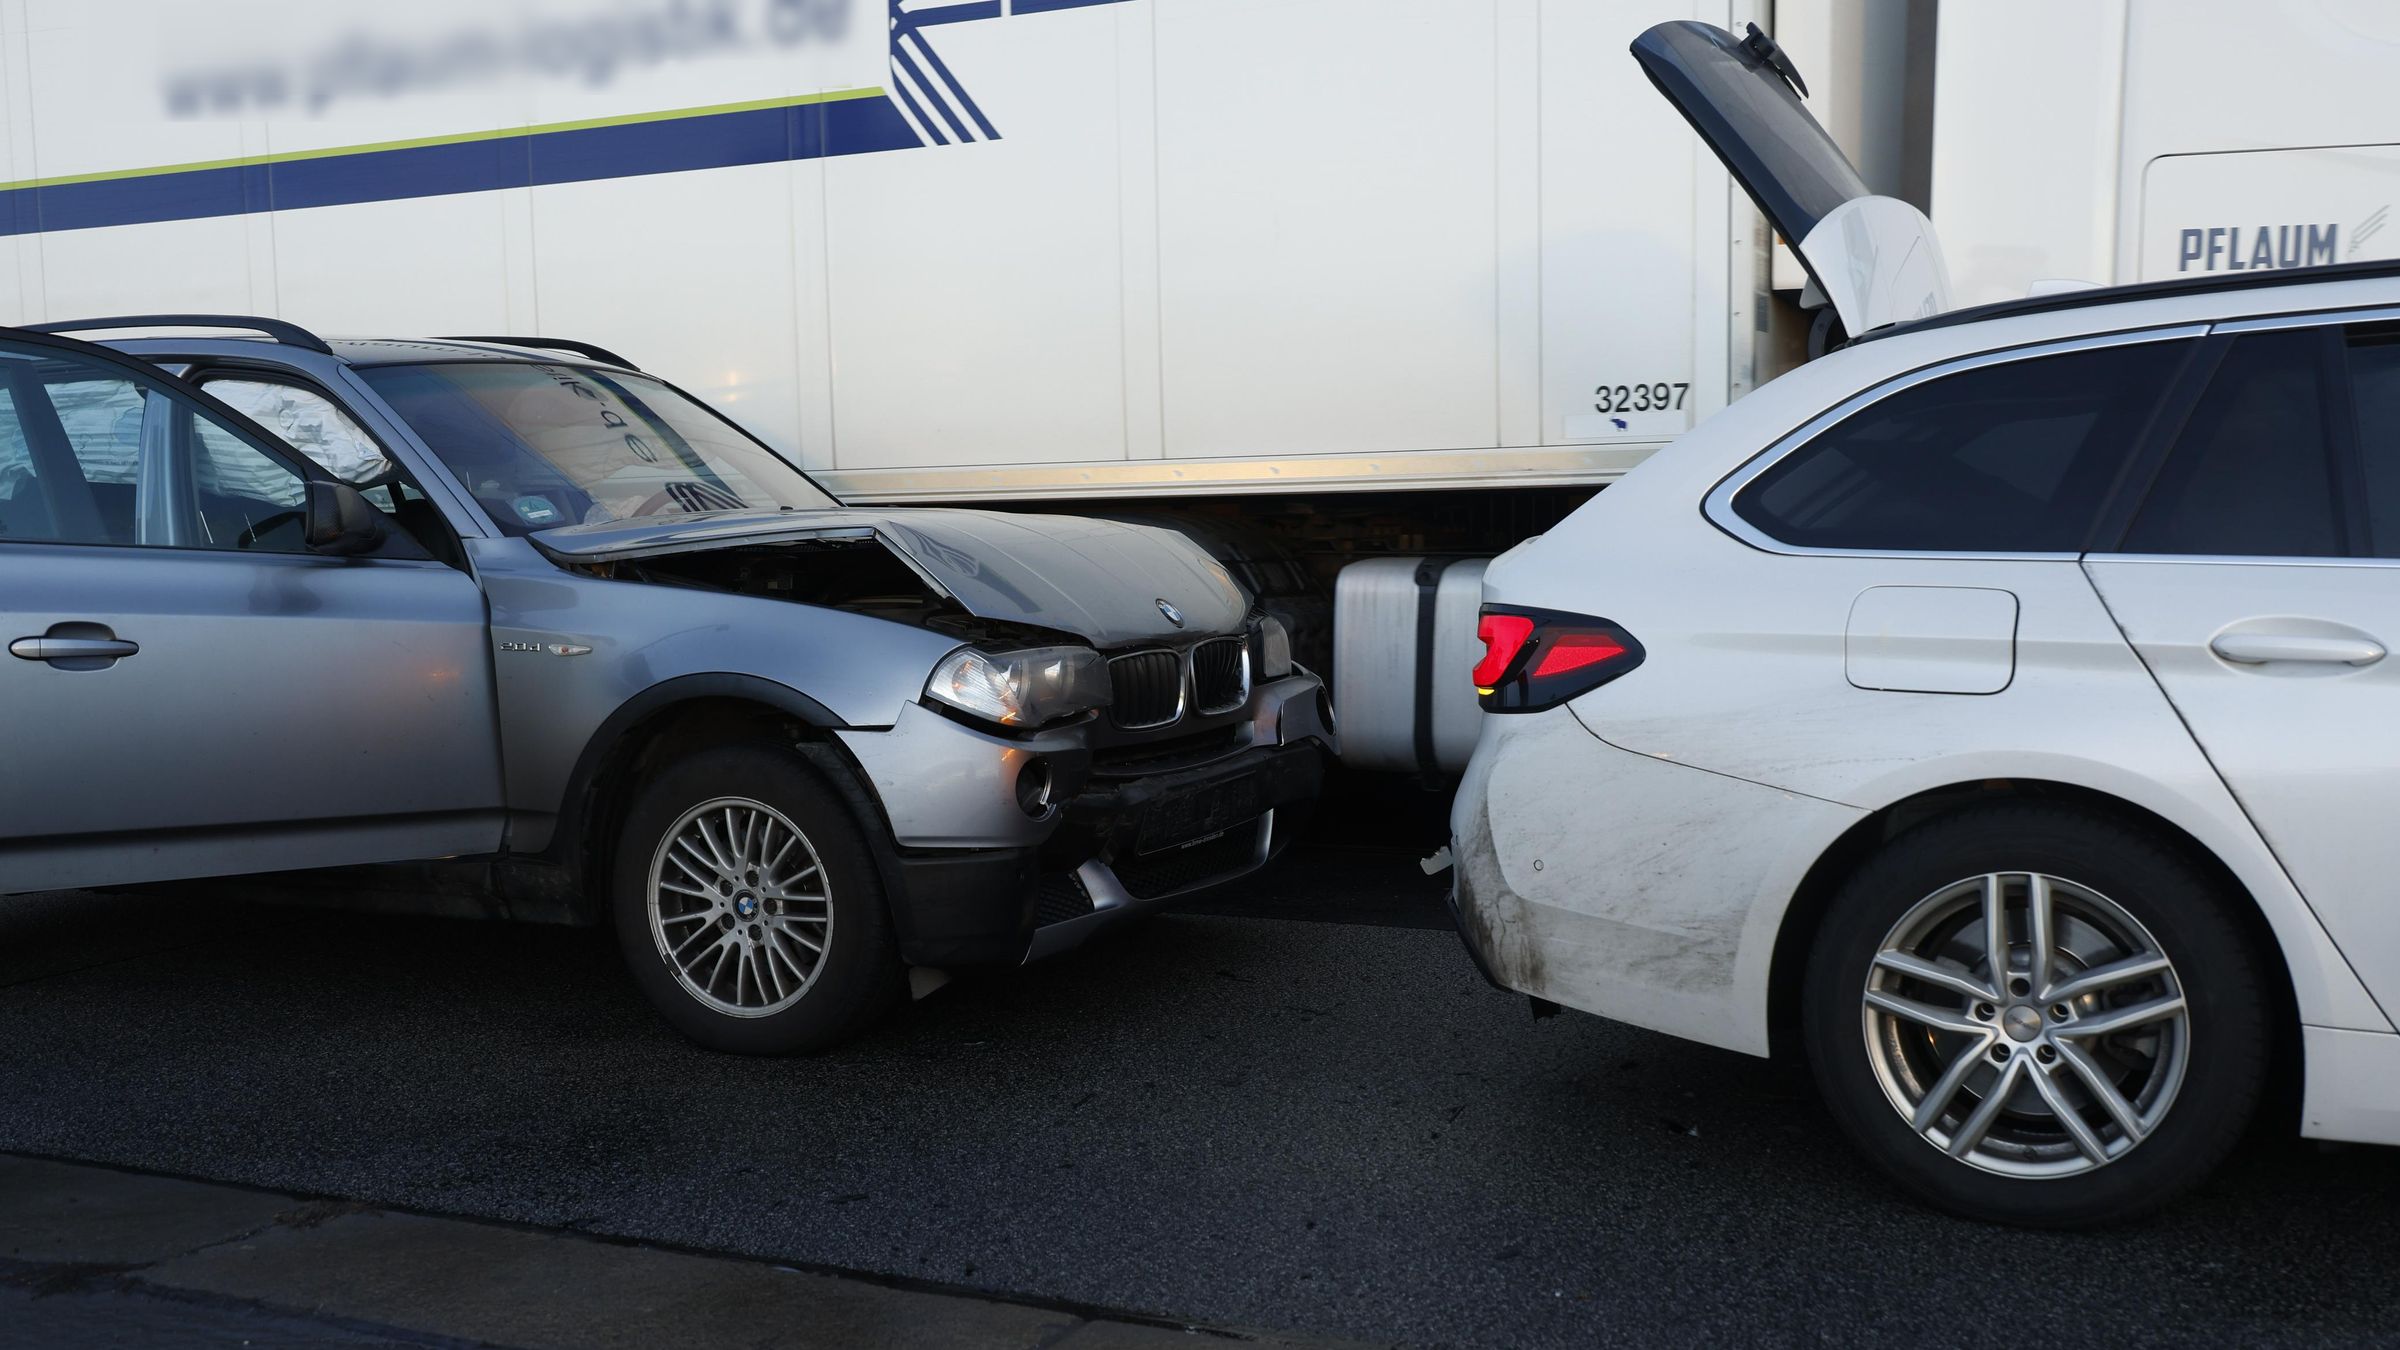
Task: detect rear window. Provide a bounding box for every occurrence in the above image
[1735,340,2191,553]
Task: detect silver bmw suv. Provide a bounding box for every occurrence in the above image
[0,317,1332,1053]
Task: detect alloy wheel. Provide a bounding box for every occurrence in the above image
[646,796,833,1018]
[1860,871,2190,1177]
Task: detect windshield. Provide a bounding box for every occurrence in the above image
[358,362,836,533]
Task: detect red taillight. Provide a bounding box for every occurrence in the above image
[1530,633,1627,678]
[1473,614,1535,690]
[1474,605,1644,713]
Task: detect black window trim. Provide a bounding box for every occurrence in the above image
[1702,324,2213,560]
[2325,326,2377,556]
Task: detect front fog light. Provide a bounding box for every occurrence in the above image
[1257,616,1294,678]
[1015,757,1055,817]
[926,645,1111,729]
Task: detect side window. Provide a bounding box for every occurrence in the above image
[202,378,395,486]
[2343,325,2400,557]
[2122,329,2343,558]
[0,388,33,537]
[43,377,145,543]
[0,337,318,553]
[1735,341,2191,553]
[190,416,311,550]
[200,373,450,564]
[0,351,147,545]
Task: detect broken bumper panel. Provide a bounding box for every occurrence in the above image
[843,671,1332,968]
[1025,741,1324,961]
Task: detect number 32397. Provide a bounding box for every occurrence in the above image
[1595,381,1689,413]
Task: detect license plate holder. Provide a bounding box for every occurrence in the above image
[1138,775,1263,854]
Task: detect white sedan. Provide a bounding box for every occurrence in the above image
[1451,20,2400,1226]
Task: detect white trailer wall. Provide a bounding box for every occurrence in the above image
[0,0,1760,500]
[1934,0,2400,307]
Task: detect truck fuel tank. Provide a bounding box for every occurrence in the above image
[1333,558,1488,776]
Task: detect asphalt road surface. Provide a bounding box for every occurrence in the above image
[4,805,2397,1348]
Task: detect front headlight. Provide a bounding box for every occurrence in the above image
[925,645,1111,729]
[1257,615,1294,679]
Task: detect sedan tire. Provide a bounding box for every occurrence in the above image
[1802,804,2270,1227]
[612,745,904,1054]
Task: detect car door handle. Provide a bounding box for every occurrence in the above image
[9,636,140,662]
[2208,632,2386,666]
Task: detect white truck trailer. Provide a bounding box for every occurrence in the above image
[1,0,2391,773]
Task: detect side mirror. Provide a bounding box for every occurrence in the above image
[305,480,387,556]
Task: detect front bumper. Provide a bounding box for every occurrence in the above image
[836,672,1332,966]
[1023,740,1323,960]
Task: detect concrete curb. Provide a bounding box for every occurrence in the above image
[0,1154,1382,1349]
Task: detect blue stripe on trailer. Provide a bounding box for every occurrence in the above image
[0,96,925,237]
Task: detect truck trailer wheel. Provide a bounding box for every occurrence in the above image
[611,745,904,1054]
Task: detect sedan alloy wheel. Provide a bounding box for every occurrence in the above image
[1862,870,2190,1177]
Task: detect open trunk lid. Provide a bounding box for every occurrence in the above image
[1632,20,1952,337]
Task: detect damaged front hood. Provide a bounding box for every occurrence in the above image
[531,507,1250,646]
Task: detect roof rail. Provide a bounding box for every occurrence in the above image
[1854,257,2400,346]
[23,314,335,355]
[436,335,640,370]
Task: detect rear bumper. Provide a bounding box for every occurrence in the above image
[1446,704,1864,1058]
[1444,864,1509,994]
[851,673,1332,968]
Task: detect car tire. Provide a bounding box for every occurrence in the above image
[1801,803,2269,1227]
[611,744,904,1054]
